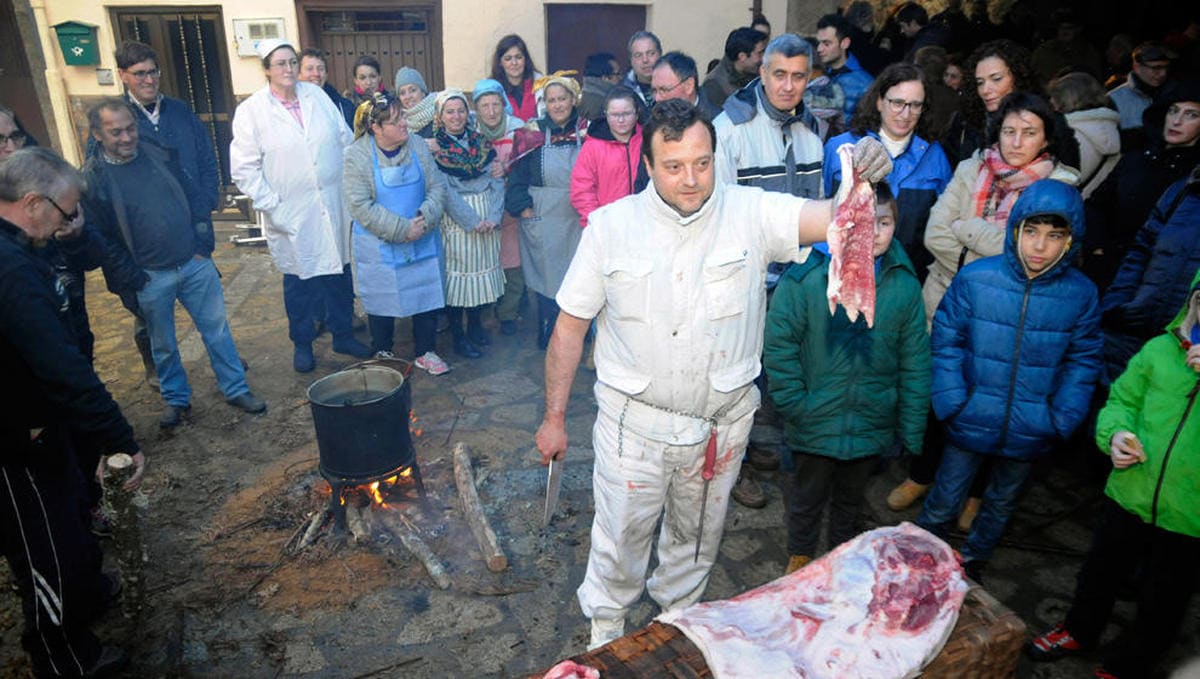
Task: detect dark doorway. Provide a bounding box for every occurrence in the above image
[300,5,443,96]
[111,7,238,194]
[545,4,647,75]
[0,0,50,148]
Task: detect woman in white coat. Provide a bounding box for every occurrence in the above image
[230,38,371,373]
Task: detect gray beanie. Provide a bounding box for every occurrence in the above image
[394,67,428,94]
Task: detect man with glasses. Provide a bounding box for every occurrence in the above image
[651,51,721,120]
[109,40,222,388]
[0,146,145,677]
[1111,42,1176,151]
[83,98,265,428]
[579,52,623,122]
[713,33,829,509]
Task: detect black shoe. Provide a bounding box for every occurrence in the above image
[227,392,267,414]
[159,404,190,429]
[468,327,491,346]
[453,338,482,358]
[83,645,129,677]
[294,344,315,373]
[500,320,518,335]
[332,338,372,359]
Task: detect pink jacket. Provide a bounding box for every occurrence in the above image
[569,120,643,228]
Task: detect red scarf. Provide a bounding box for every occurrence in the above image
[972,146,1056,226]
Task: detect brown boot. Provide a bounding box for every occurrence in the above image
[958,497,983,532]
[886,479,929,511]
[785,555,812,574]
[731,469,767,508]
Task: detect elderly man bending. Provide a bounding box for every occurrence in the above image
[534,99,891,648]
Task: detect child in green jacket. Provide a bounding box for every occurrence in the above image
[764,184,930,574]
[1028,267,1200,679]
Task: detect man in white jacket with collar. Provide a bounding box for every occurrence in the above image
[535,99,891,649]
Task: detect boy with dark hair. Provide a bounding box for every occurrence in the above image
[916,179,1103,582]
[1028,267,1200,679]
[765,183,929,573]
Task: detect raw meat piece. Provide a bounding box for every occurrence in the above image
[657,523,968,679]
[827,143,878,327]
[541,659,601,679]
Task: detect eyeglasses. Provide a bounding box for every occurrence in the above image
[41,195,79,224]
[651,79,684,97]
[270,58,299,70]
[884,97,925,114]
[0,131,27,146]
[127,68,160,81]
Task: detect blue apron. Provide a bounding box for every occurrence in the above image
[353,143,445,317]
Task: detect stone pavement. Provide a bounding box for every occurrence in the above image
[0,224,1195,678]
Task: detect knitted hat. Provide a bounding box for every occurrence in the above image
[394,67,428,94]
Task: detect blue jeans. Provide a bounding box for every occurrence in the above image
[916,445,1032,562]
[136,257,249,407]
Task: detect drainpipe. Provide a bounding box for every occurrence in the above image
[27,0,81,165]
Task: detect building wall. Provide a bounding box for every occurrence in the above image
[32,0,790,157]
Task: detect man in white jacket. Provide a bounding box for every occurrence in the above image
[230,39,370,372]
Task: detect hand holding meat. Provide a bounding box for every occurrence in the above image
[1110,431,1145,468]
[850,136,892,184]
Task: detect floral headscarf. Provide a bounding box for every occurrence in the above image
[432,89,495,179]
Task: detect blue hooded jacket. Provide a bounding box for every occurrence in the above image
[930,179,1103,460]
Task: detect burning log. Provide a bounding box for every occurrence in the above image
[102,453,144,619]
[345,502,370,543]
[298,508,330,550]
[376,511,451,590]
[452,443,508,572]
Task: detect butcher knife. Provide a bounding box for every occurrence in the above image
[543,456,563,527]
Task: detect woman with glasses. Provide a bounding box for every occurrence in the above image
[822,63,951,277]
[231,39,369,373]
[343,92,451,375]
[429,90,505,359]
[505,73,587,350]
[0,106,30,160]
[885,91,1078,519]
[569,86,645,229]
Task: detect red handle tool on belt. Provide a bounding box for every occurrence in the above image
[694,425,718,563]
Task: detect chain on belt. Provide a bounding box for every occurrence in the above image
[616,393,736,458]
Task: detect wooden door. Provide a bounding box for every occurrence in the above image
[111,7,237,193]
[314,9,442,96]
[545,4,647,74]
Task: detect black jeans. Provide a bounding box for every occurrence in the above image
[368,310,438,357]
[282,265,355,346]
[1064,498,1200,679]
[787,452,875,556]
[908,409,989,497]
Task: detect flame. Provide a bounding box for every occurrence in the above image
[399,468,412,478]
[368,481,386,507]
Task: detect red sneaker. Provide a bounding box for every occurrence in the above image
[1026,624,1086,661]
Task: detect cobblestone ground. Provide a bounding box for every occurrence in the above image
[0,222,1195,678]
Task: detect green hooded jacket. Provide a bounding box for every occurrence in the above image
[763,242,931,460]
[1096,267,1200,538]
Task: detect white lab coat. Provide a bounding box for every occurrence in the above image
[230,81,353,279]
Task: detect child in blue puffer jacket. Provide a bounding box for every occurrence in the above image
[916,178,1103,582]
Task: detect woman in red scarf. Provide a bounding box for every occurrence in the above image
[347,55,387,110]
[491,34,542,122]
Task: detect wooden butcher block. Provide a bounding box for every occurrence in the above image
[529,583,1026,679]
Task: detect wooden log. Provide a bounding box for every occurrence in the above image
[451,443,508,572]
[345,503,370,543]
[297,508,329,550]
[102,453,144,619]
[376,510,451,590]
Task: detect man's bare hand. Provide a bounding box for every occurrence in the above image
[850,136,892,183]
[1187,344,1200,373]
[535,417,567,466]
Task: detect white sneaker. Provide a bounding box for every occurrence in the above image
[588,616,625,650]
[414,351,450,376]
[373,350,395,359]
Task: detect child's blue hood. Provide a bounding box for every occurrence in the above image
[1003,179,1086,280]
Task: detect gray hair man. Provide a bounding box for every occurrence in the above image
[0,147,145,676]
[651,51,722,120]
[83,98,266,428]
[622,30,662,109]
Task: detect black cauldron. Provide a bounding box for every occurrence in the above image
[308,363,413,483]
